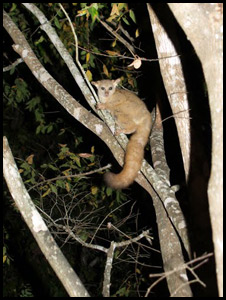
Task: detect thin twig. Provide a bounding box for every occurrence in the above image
[28,164,111,192]
[145,253,213,297]
[162,109,192,123]
[97,17,136,57]
[58,4,99,103]
[3,58,24,72]
[78,44,179,63]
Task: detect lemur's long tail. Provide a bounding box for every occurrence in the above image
[104,115,152,189]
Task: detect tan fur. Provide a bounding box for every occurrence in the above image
[92,78,152,189]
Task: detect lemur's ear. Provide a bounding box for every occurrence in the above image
[91,81,99,87]
[114,78,121,86]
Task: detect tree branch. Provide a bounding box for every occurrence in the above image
[3,136,90,297]
[147,4,191,181]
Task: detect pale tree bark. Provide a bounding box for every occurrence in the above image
[147,4,191,181]
[166,3,223,297]
[167,4,223,297]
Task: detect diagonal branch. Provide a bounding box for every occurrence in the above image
[3,136,90,297]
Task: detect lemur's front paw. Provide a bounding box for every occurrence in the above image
[115,128,123,136]
[96,103,105,110]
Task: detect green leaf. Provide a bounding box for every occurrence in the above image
[47,124,53,133]
[34,36,45,46]
[42,188,51,198]
[41,125,47,134]
[50,184,57,194]
[80,231,89,241]
[91,186,98,195]
[56,180,65,188]
[3,255,7,264]
[122,17,130,25]
[48,164,58,171]
[36,125,41,134]
[54,17,61,29]
[70,154,81,167]
[40,163,48,168]
[118,3,128,11]
[26,96,40,111]
[106,187,112,196]
[20,161,30,171]
[129,9,136,23]
[35,109,44,122]
[10,3,17,12]
[88,6,98,25]
[9,67,15,75]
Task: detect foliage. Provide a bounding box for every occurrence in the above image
[19,284,34,297]
[73,3,139,85]
[3,228,11,266]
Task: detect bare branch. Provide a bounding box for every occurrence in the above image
[3,58,24,72]
[145,253,213,297]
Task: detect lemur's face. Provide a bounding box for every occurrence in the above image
[92,79,120,101]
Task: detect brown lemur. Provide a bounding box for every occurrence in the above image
[92,78,152,189]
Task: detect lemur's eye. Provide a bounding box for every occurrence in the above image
[109,87,113,90]
[101,87,105,90]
